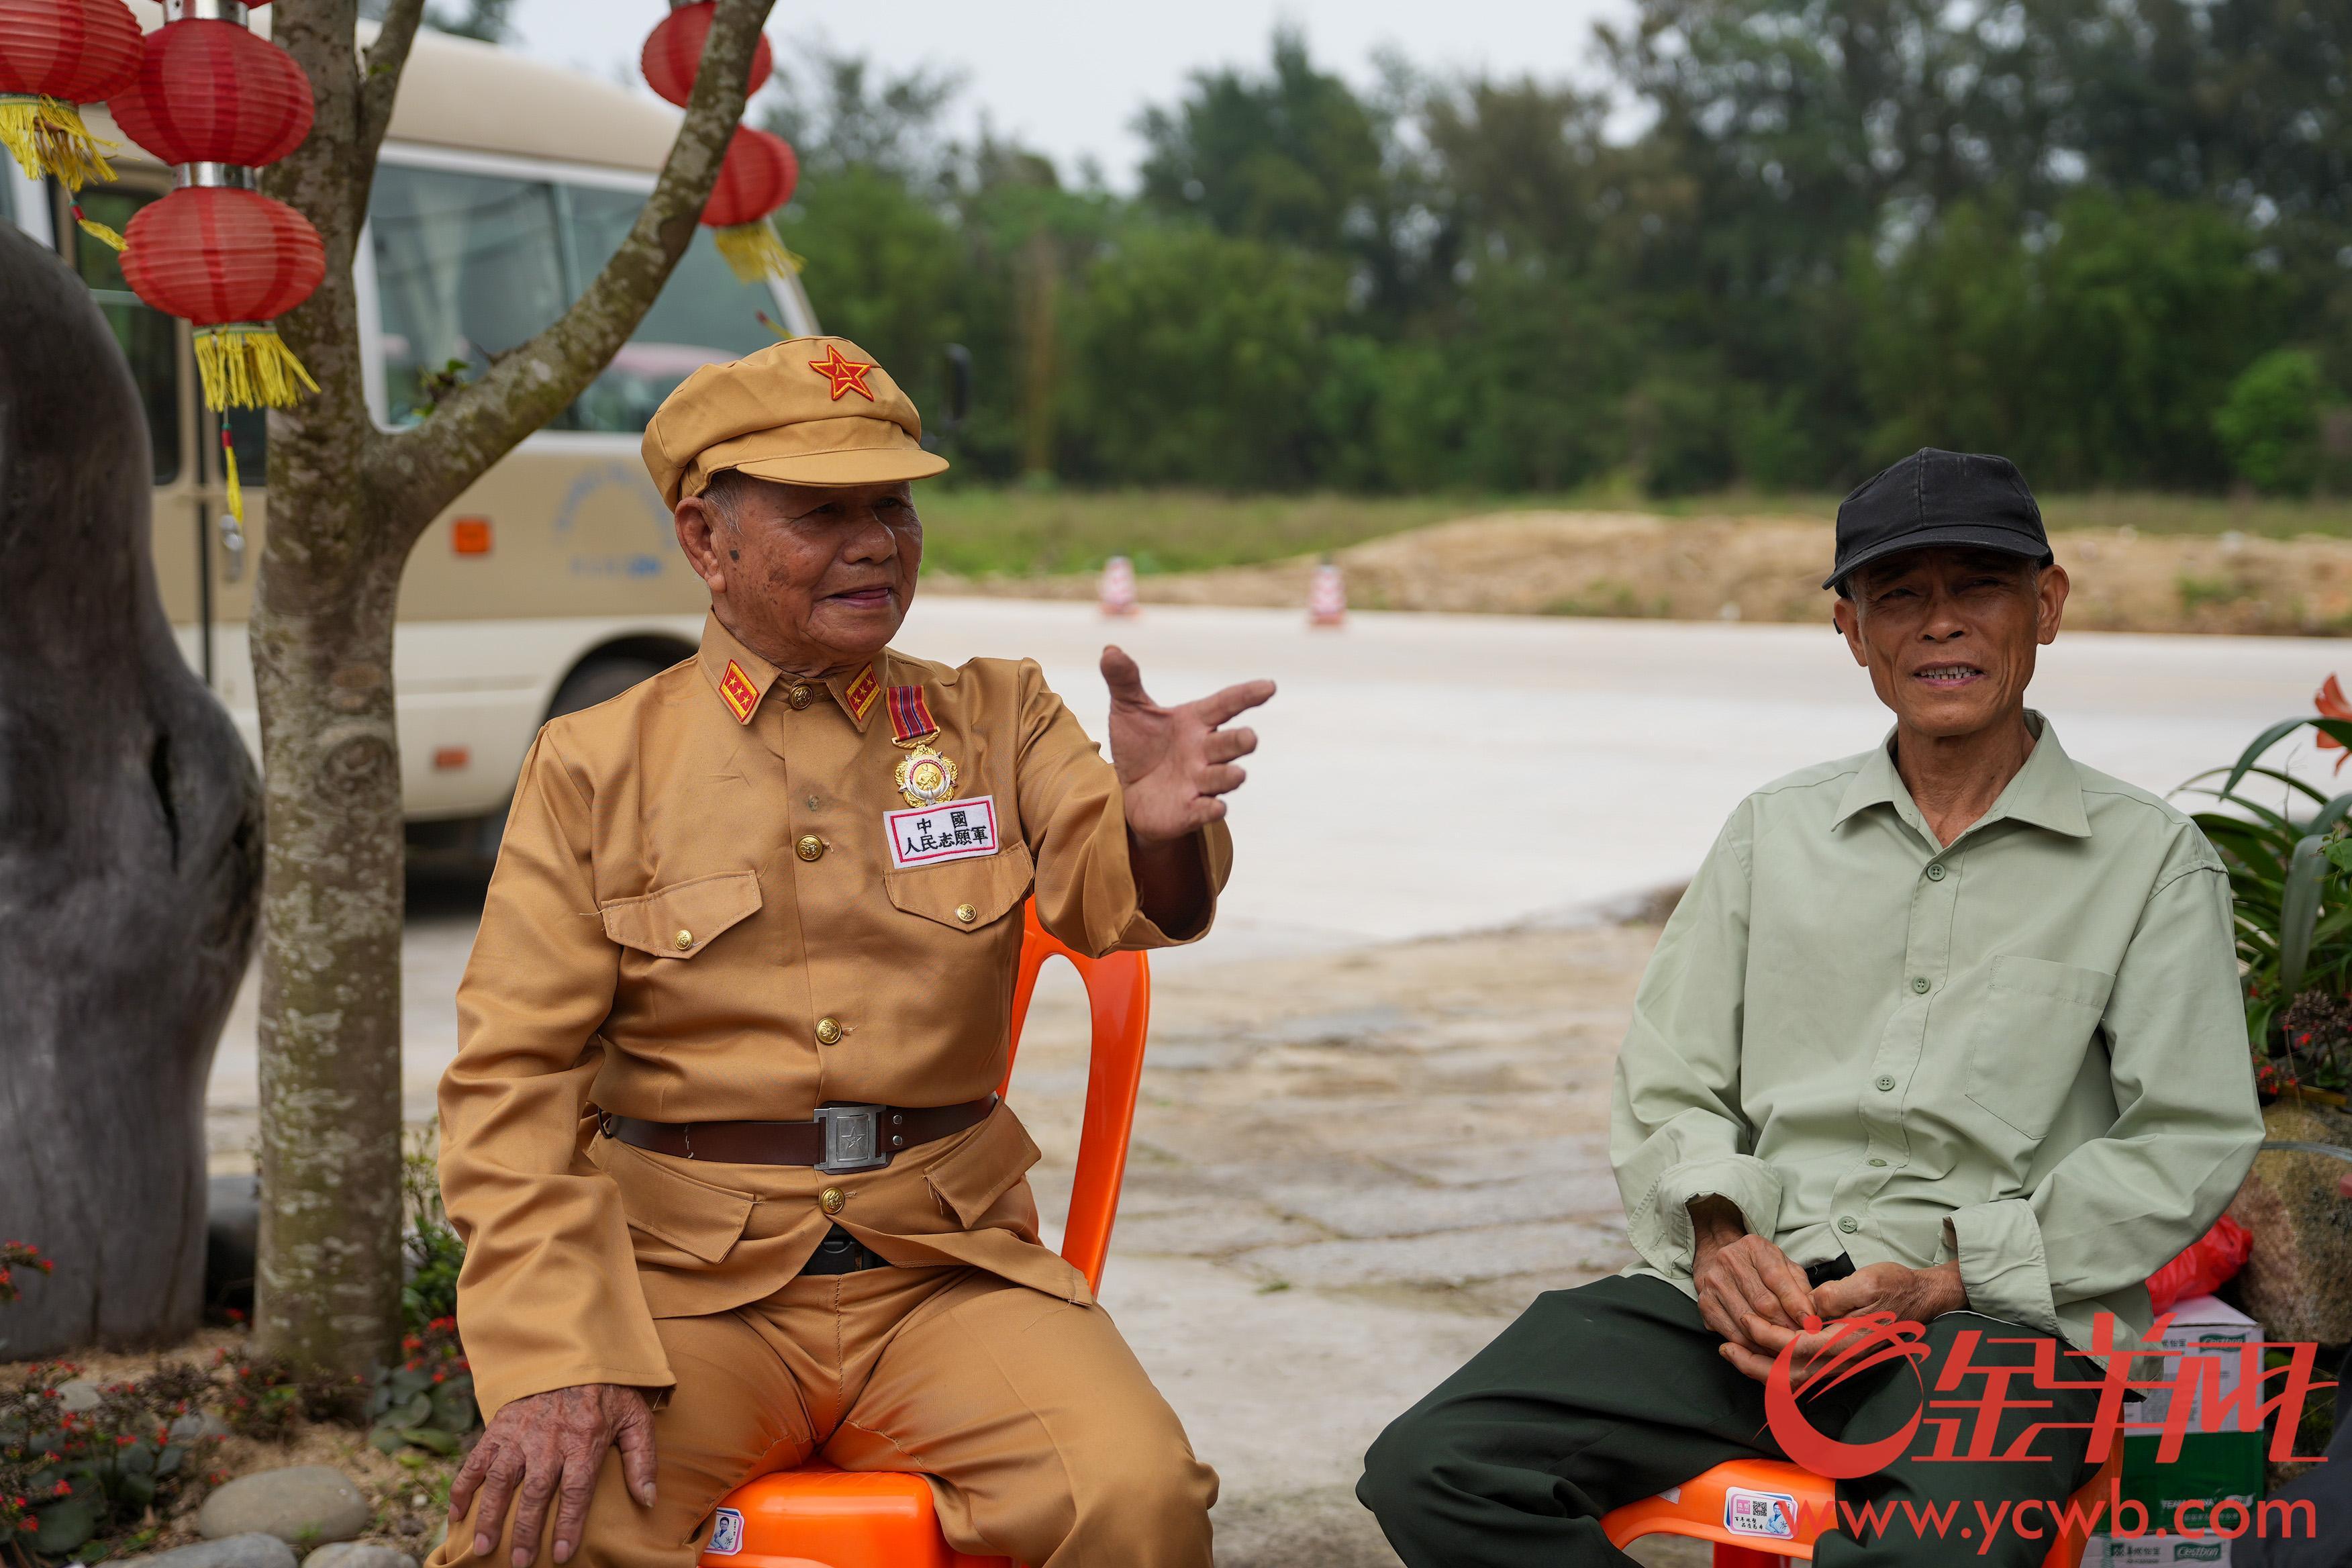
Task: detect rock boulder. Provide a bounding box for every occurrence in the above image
[2228,1099,2352,1345]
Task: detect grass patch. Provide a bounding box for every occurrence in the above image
[910,485,2352,580]
[1543,580,1674,618]
[915,488,1559,578]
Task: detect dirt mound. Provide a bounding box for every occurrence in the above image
[933,509,2352,636]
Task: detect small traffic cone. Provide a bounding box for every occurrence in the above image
[1308,559,1346,628]
[1100,554,1139,618]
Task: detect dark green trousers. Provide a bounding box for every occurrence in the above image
[1358,1274,2101,1567]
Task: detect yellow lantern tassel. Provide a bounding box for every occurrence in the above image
[711,219,803,284]
[0,94,117,189]
[193,324,320,411]
[70,203,125,252]
[219,428,243,526]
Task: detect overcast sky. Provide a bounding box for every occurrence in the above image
[504,0,1636,185]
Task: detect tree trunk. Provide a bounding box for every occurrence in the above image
[248,0,775,1377]
[0,226,263,1358]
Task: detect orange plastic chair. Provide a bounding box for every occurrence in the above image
[699,901,1150,1568]
[1600,1447,2124,1566]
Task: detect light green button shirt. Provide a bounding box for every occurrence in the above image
[1612,714,2263,1356]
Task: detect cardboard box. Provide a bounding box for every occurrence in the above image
[2085,1534,2233,1565]
[2086,1296,2269,1568]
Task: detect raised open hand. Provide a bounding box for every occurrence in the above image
[1101,646,1275,843]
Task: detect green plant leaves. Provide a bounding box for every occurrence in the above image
[34,1496,99,1555]
[2282,833,2329,1003]
[2220,719,2352,796]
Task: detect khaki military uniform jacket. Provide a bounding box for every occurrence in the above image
[440,616,1229,1415]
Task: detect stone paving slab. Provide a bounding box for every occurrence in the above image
[1236,1220,1630,1291]
[1269,1170,1624,1238]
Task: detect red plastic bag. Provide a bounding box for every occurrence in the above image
[2146,1215,2254,1313]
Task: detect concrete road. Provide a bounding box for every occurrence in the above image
[205,603,2346,1150]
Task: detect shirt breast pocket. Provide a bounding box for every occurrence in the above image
[884,842,1035,933]
[599,870,763,959]
[1963,954,2114,1139]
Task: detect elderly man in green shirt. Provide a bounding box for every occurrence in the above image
[1359,449,2265,1567]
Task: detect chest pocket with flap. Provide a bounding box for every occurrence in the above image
[884,841,1035,932]
[1964,953,2114,1139]
[599,871,763,958]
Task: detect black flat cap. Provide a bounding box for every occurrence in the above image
[1826,448,2051,591]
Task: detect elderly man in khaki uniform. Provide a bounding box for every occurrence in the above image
[428,338,1273,1568]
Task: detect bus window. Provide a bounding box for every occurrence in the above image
[72,185,180,483]
[370,163,567,426]
[559,184,781,434]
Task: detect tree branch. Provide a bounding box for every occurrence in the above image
[354,0,428,232]
[371,0,778,531]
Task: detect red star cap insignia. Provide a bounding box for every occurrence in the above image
[807,344,878,402]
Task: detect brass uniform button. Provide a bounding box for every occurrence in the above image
[673,929,693,950]
[814,1016,843,1046]
[955,903,977,924]
[786,683,815,710]
[820,1187,845,1216]
[796,834,826,863]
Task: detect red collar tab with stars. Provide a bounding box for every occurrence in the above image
[885,685,940,745]
[843,665,881,724]
[718,660,763,724]
[808,344,877,402]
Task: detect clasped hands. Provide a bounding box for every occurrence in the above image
[1687,1196,1965,1383]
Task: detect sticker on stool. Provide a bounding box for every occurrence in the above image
[1724,1487,1797,1539]
[706,1507,744,1556]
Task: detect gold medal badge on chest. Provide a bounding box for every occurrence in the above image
[885,684,959,807]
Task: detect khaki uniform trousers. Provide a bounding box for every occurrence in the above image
[429,1265,1216,1568]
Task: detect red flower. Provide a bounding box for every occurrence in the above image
[52,1481,70,1497]
[402,1336,423,1352]
[2317,675,2352,771]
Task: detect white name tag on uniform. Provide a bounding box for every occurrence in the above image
[885,795,1001,870]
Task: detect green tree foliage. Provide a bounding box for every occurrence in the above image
[2214,350,2337,497]
[763,3,2350,497]
[1059,226,1349,489]
[1859,193,2283,487]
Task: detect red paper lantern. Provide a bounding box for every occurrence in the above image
[640,1,773,108]
[121,186,324,409]
[109,18,313,168]
[0,0,144,188]
[705,126,797,228]
[701,125,798,283]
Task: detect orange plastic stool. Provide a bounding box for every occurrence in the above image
[1600,1447,2124,1565]
[699,901,1150,1568]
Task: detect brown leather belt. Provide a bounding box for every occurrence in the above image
[599,1097,995,1173]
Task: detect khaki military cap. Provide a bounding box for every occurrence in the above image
[642,335,949,507]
